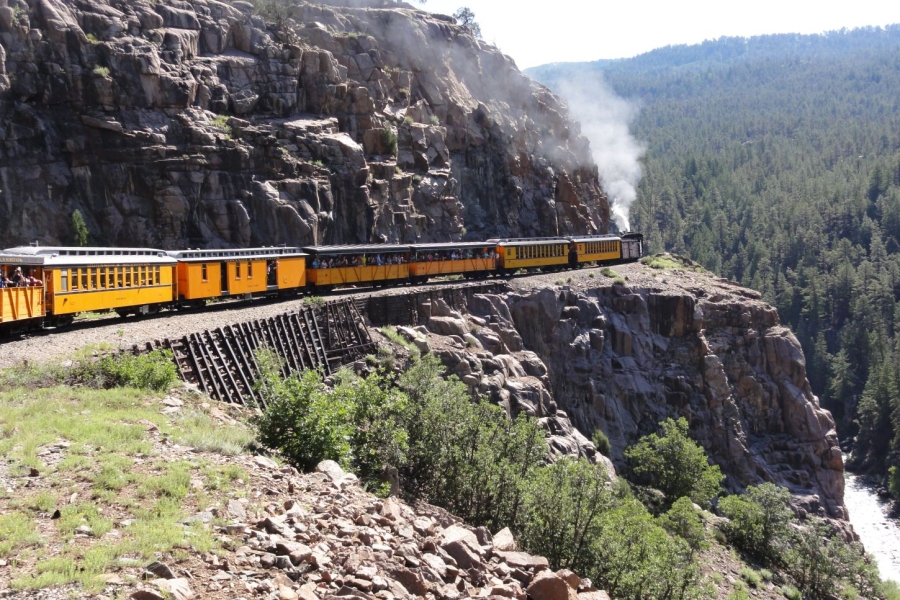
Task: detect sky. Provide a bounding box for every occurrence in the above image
[421,0,900,69]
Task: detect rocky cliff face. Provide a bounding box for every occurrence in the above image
[0,0,607,248]
[403,262,845,521]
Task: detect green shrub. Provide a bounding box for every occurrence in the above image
[397,355,546,530]
[659,496,708,556]
[727,588,750,600]
[590,499,705,600]
[718,483,792,562]
[881,580,900,600]
[600,267,617,278]
[253,351,407,487]
[624,417,723,508]
[781,585,802,600]
[783,518,881,600]
[92,65,110,78]
[429,115,440,125]
[889,466,900,498]
[740,567,761,588]
[380,325,420,359]
[591,428,611,457]
[519,458,613,571]
[381,127,398,154]
[71,350,177,392]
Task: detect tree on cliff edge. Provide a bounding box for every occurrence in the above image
[453,7,482,39]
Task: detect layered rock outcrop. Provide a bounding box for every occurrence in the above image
[405,263,845,520]
[0,0,607,248]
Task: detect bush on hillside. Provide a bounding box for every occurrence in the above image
[783,518,881,600]
[71,349,178,392]
[591,428,612,457]
[718,482,792,563]
[625,417,723,508]
[519,457,613,572]
[396,355,547,530]
[659,496,709,557]
[253,350,407,487]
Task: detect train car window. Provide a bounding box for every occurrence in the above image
[201,263,208,281]
[236,262,241,279]
[155,266,160,285]
[125,268,131,287]
[61,269,68,292]
[90,269,97,290]
[247,261,253,279]
[81,270,88,290]
[71,268,79,290]
[117,268,123,288]
[100,269,106,289]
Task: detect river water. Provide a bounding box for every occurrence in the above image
[843,469,900,584]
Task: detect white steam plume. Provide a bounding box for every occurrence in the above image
[556,76,644,231]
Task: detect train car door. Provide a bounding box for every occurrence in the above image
[221,262,229,294]
[267,260,277,287]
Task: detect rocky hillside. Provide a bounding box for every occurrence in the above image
[0,0,608,248]
[400,260,845,521]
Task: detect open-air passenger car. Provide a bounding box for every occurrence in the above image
[303,244,410,290]
[408,242,497,282]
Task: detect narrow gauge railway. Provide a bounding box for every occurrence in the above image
[0,233,642,335]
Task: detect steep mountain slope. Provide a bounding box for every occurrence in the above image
[0,0,607,248]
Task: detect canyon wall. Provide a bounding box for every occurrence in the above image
[0,0,607,248]
[403,263,845,520]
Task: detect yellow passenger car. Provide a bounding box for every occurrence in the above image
[5,246,176,321]
[303,244,410,289]
[168,247,308,304]
[408,242,497,282]
[569,235,621,265]
[0,251,45,331]
[489,238,571,272]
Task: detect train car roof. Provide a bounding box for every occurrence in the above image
[302,244,410,255]
[167,247,308,262]
[568,234,621,243]
[0,251,45,266]
[485,237,570,246]
[4,246,176,266]
[408,242,495,251]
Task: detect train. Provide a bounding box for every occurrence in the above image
[0,233,643,333]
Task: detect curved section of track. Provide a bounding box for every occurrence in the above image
[0,279,510,370]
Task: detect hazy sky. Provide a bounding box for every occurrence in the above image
[422,0,900,69]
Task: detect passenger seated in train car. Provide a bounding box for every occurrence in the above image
[0,271,7,287]
[10,267,24,286]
